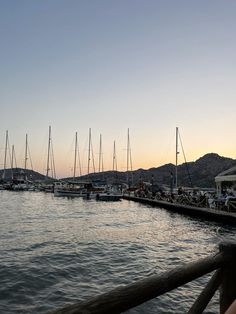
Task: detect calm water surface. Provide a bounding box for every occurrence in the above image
[0,191,235,313]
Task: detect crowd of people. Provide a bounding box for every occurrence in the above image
[133,185,236,212]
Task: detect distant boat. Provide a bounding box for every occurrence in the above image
[94,139,122,202]
[72,131,82,180]
[54,181,106,198]
[54,181,87,197]
[11,134,35,191]
[96,185,122,202]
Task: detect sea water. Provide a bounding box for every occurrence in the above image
[0,190,235,313]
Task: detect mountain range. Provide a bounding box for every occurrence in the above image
[71,153,236,188]
[0,153,235,188]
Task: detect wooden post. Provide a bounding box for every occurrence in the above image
[188,269,222,314]
[219,241,236,314]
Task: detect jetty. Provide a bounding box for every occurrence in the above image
[123,195,236,225]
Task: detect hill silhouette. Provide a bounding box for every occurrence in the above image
[73,153,236,188]
[1,153,235,188]
[0,168,48,182]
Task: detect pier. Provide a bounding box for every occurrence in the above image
[123,195,236,225]
[50,241,236,313]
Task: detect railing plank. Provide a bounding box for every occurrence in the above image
[187,269,222,314]
[49,252,225,314]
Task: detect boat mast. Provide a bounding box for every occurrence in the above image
[11,145,15,180]
[113,140,117,171]
[91,135,96,174]
[175,126,179,189]
[46,126,51,178]
[127,128,130,184]
[51,135,56,179]
[45,126,56,179]
[73,131,78,180]
[77,135,82,177]
[24,134,33,172]
[98,134,102,173]
[87,128,91,176]
[11,145,14,170]
[179,131,193,187]
[2,130,9,181]
[24,134,28,171]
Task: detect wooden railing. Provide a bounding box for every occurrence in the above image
[49,241,236,314]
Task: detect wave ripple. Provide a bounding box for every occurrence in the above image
[0,191,235,313]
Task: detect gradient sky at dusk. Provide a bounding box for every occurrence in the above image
[0,0,236,178]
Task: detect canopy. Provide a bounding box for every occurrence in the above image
[215,165,236,195]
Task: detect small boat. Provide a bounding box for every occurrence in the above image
[54,182,87,197]
[96,185,122,202]
[82,183,107,200]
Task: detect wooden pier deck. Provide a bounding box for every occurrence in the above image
[123,195,236,225]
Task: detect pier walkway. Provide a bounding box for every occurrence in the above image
[123,195,236,225]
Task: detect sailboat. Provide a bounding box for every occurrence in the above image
[84,129,108,199]
[2,130,10,183]
[0,131,23,190]
[45,126,56,180]
[0,131,9,189]
[41,126,56,192]
[96,139,122,201]
[174,127,192,194]
[1,131,31,191]
[23,134,34,179]
[54,131,87,197]
[125,128,137,194]
[10,144,27,191]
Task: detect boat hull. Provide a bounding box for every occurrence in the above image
[96,193,122,201]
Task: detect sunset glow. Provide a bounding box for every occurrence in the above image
[1,1,236,178]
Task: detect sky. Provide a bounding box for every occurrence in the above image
[0,0,236,178]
